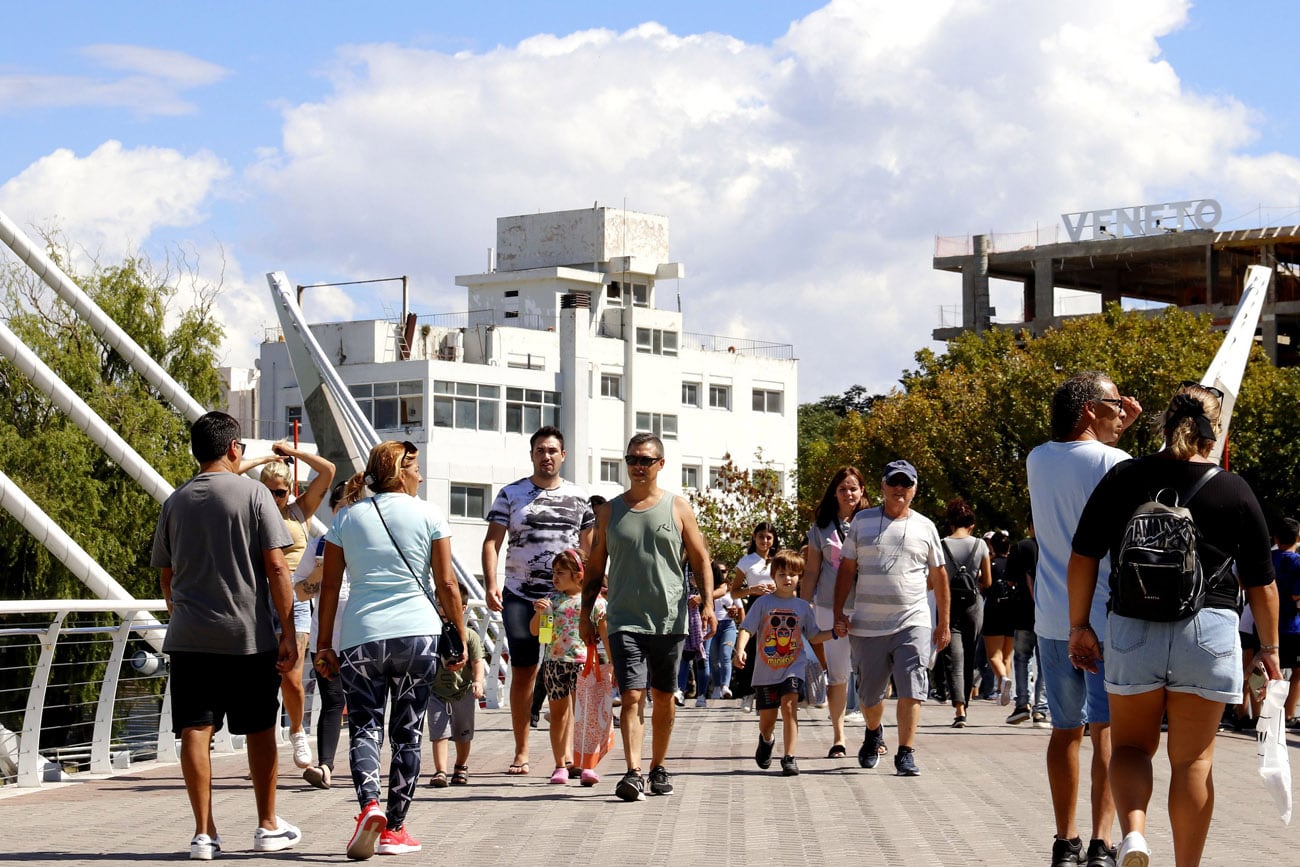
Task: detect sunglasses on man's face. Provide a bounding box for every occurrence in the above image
[884,475,915,488]
[625,454,660,468]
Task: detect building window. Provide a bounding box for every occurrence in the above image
[506,352,544,370]
[504,290,519,298]
[601,373,623,399]
[681,466,700,489]
[635,327,678,356]
[708,384,731,410]
[631,283,649,307]
[450,484,489,519]
[285,405,303,434]
[708,466,724,488]
[351,381,425,430]
[681,382,700,407]
[504,310,520,319]
[601,459,622,484]
[752,388,784,414]
[605,284,624,308]
[635,412,678,440]
[432,381,499,430]
[506,387,560,434]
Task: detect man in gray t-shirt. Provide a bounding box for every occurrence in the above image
[150,412,301,857]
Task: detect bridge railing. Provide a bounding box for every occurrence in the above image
[0,598,508,789]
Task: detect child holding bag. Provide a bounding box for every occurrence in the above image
[530,549,607,785]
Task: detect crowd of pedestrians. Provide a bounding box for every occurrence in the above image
[157,379,1290,865]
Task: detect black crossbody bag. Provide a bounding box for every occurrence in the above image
[370,496,465,663]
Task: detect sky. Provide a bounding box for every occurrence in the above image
[3,0,1300,402]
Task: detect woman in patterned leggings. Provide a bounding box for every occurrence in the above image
[315,441,467,860]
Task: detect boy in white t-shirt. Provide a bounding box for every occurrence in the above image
[734,550,837,776]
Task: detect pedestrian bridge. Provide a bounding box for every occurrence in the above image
[2,602,1298,864]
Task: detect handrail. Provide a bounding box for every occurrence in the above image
[0,599,511,790]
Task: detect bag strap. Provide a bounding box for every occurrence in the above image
[370,496,439,612]
[941,539,978,574]
[1181,465,1220,507]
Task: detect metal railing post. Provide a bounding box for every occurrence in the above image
[17,611,67,786]
[90,617,133,774]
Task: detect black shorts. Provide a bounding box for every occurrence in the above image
[982,598,1015,638]
[608,632,685,694]
[168,649,280,736]
[754,677,803,710]
[1240,629,1260,653]
[1280,633,1300,668]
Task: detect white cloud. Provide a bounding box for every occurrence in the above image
[0,141,230,264]
[0,45,228,116]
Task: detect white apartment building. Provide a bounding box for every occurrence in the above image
[254,206,798,580]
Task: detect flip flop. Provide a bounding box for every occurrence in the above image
[827,744,847,759]
[506,762,530,776]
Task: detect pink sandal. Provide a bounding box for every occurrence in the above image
[549,766,568,785]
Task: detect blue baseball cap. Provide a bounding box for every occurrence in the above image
[882,460,918,484]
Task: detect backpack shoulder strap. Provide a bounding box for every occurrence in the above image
[1182,465,1220,507]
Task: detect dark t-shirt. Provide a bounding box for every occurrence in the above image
[1072,456,1274,610]
[1272,549,1300,635]
[1005,538,1038,629]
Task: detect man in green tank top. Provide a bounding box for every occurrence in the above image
[581,433,715,802]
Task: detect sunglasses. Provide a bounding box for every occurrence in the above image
[884,475,915,488]
[1180,380,1224,400]
[235,440,247,454]
[625,454,660,467]
[270,489,289,499]
[1093,398,1124,410]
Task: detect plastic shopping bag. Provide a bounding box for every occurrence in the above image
[1256,679,1293,825]
[803,654,828,707]
[573,645,614,771]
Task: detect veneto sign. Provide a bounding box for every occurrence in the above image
[1060,199,1222,242]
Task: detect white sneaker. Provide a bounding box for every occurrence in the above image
[290,731,312,769]
[673,690,685,707]
[740,695,754,713]
[844,710,864,723]
[695,696,708,708]
[721,687,733,699]
[253,817,302,852]
[190,834,215,861]
[1117,831,1150,867]
[999,677,1013,706]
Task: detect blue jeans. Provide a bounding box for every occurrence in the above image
[1013,629,1047,712]
[709,619,737,695]
[678,650,709,694]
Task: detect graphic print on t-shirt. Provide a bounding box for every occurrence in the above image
[759,605,803,671]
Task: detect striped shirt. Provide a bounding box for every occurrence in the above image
[841,506,943,637]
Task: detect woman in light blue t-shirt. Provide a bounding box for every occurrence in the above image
[315,441,467,859]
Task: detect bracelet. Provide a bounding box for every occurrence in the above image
[1260,644,1280,651]
[1068,625,1093,636]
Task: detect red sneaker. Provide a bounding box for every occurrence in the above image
[346,800,386,860]
[376,825,422,856]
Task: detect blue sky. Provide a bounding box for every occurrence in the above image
[3,1,1300,398]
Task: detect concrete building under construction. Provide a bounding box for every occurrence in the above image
[932,197,1300,365]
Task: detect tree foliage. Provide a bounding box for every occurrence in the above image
[798,304,1300,534]
[688,451,802,570]
[0,240,224,748]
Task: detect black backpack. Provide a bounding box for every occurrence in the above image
[941,539,981,607]
[1110,466,1227,622]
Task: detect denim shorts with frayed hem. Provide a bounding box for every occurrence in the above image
[1105,607,1242,703]
[1039,637,1109,729]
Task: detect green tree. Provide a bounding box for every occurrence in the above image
[688,451,801,570]
[0,241,224,752]
[805,304,1300,533]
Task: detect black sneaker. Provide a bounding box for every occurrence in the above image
[647,765,673,796]
[1006,705,1032,724]
[893,747,920,776]
[614,769,645,802]
[755,734,776,769]
[1032,710,1049,727]
[1051,836,1083,867]
[1085,838,1116,867]
[780,755,799,776]
[858,725,885,769]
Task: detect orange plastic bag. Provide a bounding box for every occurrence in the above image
[573,644,614,771]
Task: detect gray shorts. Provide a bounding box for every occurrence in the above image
[427,691,477,743]
[608,631,686,694]
[851,626,931,705]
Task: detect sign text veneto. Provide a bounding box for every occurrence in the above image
[1061,199,1221,242]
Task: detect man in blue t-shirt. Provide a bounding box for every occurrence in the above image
[1271,518,1300,725]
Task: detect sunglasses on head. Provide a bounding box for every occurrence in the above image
[625,454,660,467]
[884,475,915,488]
[1180,380,1224,401]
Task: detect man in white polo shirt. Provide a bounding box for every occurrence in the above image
[833,460,950,777]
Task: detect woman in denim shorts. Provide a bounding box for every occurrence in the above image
[1066,383,1281,867]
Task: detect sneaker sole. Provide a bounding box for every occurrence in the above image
[614,781,645,802]
[189,846,214,861]
[254,826,302,853]
[376,843,422,855]
[347,814,387,860]
[1120,851,1149,867]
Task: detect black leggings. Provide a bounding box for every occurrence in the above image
[312,652,346,771]
[340,636,438,829]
